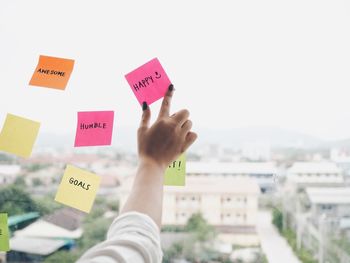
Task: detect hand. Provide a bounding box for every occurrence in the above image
[137,85,197,170]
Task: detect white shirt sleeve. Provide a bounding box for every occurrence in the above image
[77,212,163,263]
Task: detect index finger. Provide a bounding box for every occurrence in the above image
[158,84,174,119]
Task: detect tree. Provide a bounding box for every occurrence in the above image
[0,153,15,163]
[13,176,26,187]
[44,250,79,263]
[32,178,43,186]
[185,213,216,242]
[184,213,218,261]
[77,216,113,251]
[34,195,63,215]
[107,200,119,212]
[0,185,40,216]
[162,213,219,262]
[272,208,283,232]
[163,242,184,263]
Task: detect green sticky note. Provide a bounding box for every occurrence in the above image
[0,213,10,251]
[164,154,186,186]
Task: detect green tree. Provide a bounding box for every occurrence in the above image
[32,178,43,186]
[163,242,184,263]
[13,176,26,187]
[44,250,79,263]
[25,163,49,172]
[0,185,40,216]
[107,200,119,212]
[162,213,219,262]
[34,195,63,215]
[185,213,216,242]
[0,153,15,163]
[272,208,283,232]
[78,217,112,251]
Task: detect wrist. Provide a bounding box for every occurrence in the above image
[139,156,167,172]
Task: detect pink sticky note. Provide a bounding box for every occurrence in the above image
[125,58,171,105]
[74,111,114,147]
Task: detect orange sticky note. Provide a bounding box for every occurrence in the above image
[29,55,75,90]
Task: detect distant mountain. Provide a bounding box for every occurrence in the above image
[35,127,350,152]
[35,129,138,152]
[194,127,324,149]
[322,138,350,150]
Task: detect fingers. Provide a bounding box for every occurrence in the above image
[158,84,174,119]
[182,132,198,153]
[139,102,151,131]
[172,109,189,126]
[181,119,192,134]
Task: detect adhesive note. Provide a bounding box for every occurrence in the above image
[125,58,171,106]
[55,165,101,213]
[0,114,40,158]
[29,55,75,90]
[164,154,186,186]
[0,213,10,251]
[74,111,114,147]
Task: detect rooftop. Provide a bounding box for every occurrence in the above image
[288,162,341,174]
[0,164,20,175]
[121,176,260,195]
[14,220,83,239]
[186,162,277,175]
[306,187,350,204]
[43,208,85,231]
[8,212,40,227]
[10,236,71,256]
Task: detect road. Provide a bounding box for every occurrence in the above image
[257,211,302,263]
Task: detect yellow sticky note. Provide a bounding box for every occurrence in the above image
[164,154,186,186]
[0,213,10,251]
[55,165,101,213]
[0,114,40,158]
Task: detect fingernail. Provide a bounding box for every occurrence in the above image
[142,101,148,111]
[168,84,174,91]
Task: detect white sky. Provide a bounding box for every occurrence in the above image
[0,0,350,140]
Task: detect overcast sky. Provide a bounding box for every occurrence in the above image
[0,0,350,141]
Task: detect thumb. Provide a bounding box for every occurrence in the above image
[139,101,151,131]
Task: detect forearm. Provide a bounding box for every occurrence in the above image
[121,159,165,228]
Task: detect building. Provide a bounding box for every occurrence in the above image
[8,212,40,232]
[330,148,350,185]
[186,161,277,193]
[282,162,346,245]
[295,187,350,263]
[25,166,61,186]
[14,208,84,240]
[8,237,73,262]
[120,175,260,246]
[287,162,344,191]
[0,164,21,185]
[307,187,350,214]
[7,208,84,262]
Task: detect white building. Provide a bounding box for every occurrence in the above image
[296,187,350,263]
[0,164,21,185]
[187,162,277,193]
[287,162,344,191]
[330,148,350,184]
[306,187,350,228]
[119,176,260,246]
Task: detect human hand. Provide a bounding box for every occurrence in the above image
[137,85,197,170]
